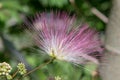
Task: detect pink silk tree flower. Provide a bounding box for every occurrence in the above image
[26,12,103,64]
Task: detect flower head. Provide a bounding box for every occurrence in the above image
[27,12,103,64]
[0,62,12,76]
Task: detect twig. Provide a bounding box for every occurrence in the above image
[91,7,109,23]
[12,70,18,79]
[69,0,109,23]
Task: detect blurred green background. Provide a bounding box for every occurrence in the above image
[0,0,111,80]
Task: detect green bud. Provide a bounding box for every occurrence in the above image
[6,74,12,80]
[17,63,27,75]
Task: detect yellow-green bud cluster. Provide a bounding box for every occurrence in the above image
[55,76,62,80]
[17,63,27,75]
[0,62,12,76]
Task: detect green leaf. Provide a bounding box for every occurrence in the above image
[1,0,22,11]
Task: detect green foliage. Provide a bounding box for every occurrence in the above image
[0,0,30,33]
[39,0,68,8]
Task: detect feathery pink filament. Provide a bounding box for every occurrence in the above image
[28,12,103,64]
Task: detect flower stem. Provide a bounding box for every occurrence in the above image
[12,70,18,78]
[23,58,54,77]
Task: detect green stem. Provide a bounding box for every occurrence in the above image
[24,58,54,77]
[12,70,18,79]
